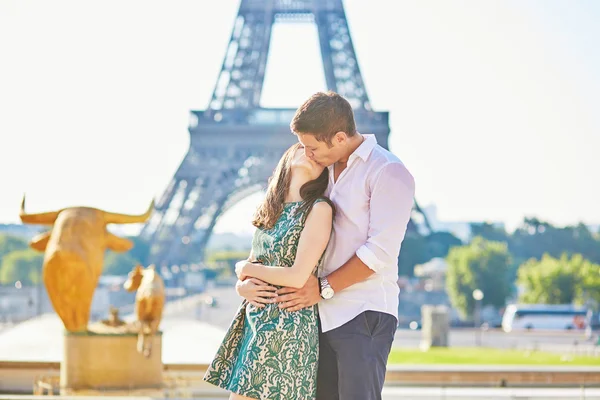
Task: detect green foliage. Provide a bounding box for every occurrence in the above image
[103,251,141,276]
[517,253,600,306]
[398,236,431,276]
[398,231,463,276]
[205,250,250,276]
[513,220,600,263]
[126,235,151,265]
[469,222,510,243]
[446,237,512,318]
[0,234,152,279]
[102,236,150,276]
[472,218,600,266]
[0,249,44,285]
[387,347,599,366]
[0,233,150,278]
[206,250,251,263]
[580,259,600,306]
[203,268,219,280]
[0,234,29,263]
[427,231,463,258]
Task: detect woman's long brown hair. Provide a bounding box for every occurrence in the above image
[252,143,335,229]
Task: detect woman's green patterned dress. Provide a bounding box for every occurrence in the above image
[203,200,326,400]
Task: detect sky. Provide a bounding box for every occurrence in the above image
[0,0,599,235]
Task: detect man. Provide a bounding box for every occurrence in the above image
[237,91,414,399]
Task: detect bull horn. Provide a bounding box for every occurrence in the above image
[103,199,155,224]
[19,194,60,225]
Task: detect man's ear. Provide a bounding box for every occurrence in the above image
[333,131,347,145]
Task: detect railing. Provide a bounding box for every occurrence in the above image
[3,361,600,396]
[189,108,388,128]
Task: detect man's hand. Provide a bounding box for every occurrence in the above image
[235,278,277,308]
[277,274,320,312]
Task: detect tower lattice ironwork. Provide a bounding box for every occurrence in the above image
[141,0,430,267]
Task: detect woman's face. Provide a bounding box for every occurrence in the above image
[291,146,324,180]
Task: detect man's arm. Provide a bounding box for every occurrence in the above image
[325,255,373,292]
[278,162,415,311]
[328,162,415,290]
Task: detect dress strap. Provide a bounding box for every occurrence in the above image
[298,197,330,224]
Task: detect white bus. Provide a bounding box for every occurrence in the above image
[501,304,588,332]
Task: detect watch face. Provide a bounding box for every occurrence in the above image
[321,287,334,299]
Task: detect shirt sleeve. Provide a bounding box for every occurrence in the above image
[355,162,415,272]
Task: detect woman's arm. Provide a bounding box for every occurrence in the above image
[234,247,279,306]
[236,202,333,288]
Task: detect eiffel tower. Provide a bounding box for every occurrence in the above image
[141,0,431,267]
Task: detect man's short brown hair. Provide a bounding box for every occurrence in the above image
[290,91,357,143]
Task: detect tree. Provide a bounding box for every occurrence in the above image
[100,235,151,276]
[205,250,251,275]
[0,234,29,263]
[518,253,600,306]
[0,249,44,285]
[426,231,463,259]
[103,251,141,276]
[206,250,251,263]
[470,222,510,243]
[397,235,430,276]
[397,231,462,277]
[511,219,600,265]
[446,237,512,319]
[580,259,600,307]
[126,236,151,265]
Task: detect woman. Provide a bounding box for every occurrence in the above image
[203,142,334,400]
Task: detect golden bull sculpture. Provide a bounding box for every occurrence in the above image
[19,196,154,332]
[124,264,165,358]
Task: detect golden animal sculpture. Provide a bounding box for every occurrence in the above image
[124,264,165,358]
[19,196,154,332]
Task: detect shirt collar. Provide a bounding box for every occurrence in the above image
[351,134,377,162]
[327,134,377,174]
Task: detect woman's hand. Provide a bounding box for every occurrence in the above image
[235,278,278,308]
[235,260,251,281]
[236,258,264,281]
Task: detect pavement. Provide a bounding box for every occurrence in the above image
[2,387,600,399]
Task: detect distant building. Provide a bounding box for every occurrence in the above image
[405,257,503,326]
[413,257,447,292]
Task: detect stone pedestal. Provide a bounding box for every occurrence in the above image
[60,331,163,392]
[420,305,449,350]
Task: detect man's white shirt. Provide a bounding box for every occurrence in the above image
[317,134,415,333]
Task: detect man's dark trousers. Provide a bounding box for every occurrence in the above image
[316,310,397,400]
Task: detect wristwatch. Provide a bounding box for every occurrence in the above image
[319,277,334,300]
